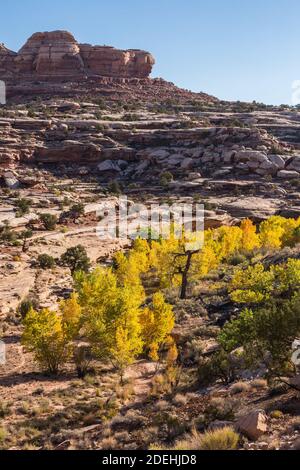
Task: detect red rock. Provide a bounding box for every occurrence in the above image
[0,43,17,75]
[0,30,155,79]
[16,31,84,77]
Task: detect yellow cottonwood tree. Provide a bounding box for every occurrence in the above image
[60,292,82,340]
[240,219,261,252]
[141,292,174,361]
[75,268,144,369]
[22,308,70,375]
[111,325,141,383]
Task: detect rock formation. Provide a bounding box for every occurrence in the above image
[0,30,155,79]
[0,43,17,75]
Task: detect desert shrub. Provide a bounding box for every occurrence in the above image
[37,254,56,269]
[183,339,204,363]
[60,245,91,275]
[251,379,268,390]
[172,394,188,406]
[154,400,170,411]
[229,381,251,395]
[73,343,92,379]
[0,401,11,418]
[219,293,300,376]
[153,412,187,440]
[17,297,39,319]
[199,427,239,450]
[205,397,236,422]
[227,253,247,266]
[0,224,17,243]
[15,198,32,216]
[198,350,238,386]
[39,213,58,231]
[19,228,33,252]
[100,437,118,450]
[164,427,239,451]
[160,172,174,186]
[70,203,85,220]
[108,180,122,195]
[270,410,284,420]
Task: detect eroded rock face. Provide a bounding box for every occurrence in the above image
[0,30,155,79]
[16,31,84,77]
[80,44,154,78]
[0,44,17,75]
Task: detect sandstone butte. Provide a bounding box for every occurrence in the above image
[0,30,155,79]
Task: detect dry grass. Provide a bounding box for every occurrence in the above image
[100,436,118,450]
[0,427,7,445]
[157,427,239,451]
[199,427,239,450]
[155,400,170,411]
[229,382,251,395]
[251,379,268,390]
[172,394,188,406]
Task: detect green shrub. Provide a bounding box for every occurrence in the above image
[15,198,32,216]
[60,245,91,275]
[39,213,58,231]
[37,254,56,270]
[270,410,284,420]
[108,180,122,195]
[160,172,174,186]
[17,297,39,319]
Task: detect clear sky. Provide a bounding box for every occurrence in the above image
[1,0,300,105]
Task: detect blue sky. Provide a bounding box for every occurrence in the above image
[1,0,300,104]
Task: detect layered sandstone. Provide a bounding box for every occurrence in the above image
[0,30,155,79]
[0,44,17,75]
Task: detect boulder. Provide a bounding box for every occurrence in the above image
[98,160,121,172]
[3,171,20,189]
[167,154,183,167]
[235,150,268,164]
[246,160,260,170]
[212,168,231,178]
[286,156,300,172]
[149,149,169,159]
[268,154,286,170]
[134,160,150,173]
[222,150,236,163]
[236,410,267,441]
[117,160,128,170]
[181,157,194,170]
[259,160,278,175]
[277,170,299,179]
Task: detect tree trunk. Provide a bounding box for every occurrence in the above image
[180,251,193,299]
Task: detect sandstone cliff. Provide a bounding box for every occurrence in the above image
[0,30,155,79]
